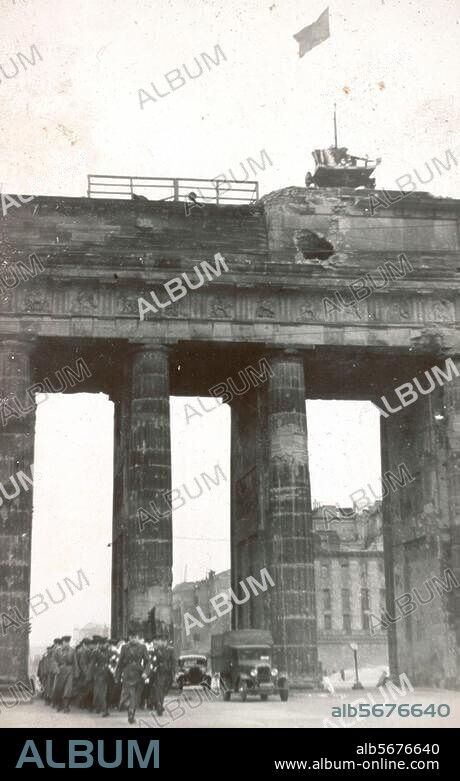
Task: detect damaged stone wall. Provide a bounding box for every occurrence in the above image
[381,379,459,687]
[1,184,459,686]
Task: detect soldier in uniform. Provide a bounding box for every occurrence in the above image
[140,643,154,710]
[53,635,76,713]
[75,637,94,711]
[115,630,150,723]
[107,639,121,709]
[37,646,52,698]
[148,642,168,716]
[164,641,175,693]
[48,637,63,707]
[92,637,111,717]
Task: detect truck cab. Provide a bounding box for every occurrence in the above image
[211,630,288,702]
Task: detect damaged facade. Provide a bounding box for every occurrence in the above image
[0,178,459,688]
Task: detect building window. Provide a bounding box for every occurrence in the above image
[378,559,384,575]
[361,588,370,612]
[323,589,331,611]
[324,614,332,631]
[341,559,349,569]
[342,589,350,611]
[361,588,370,630]
[343,614,351,633]
[321,561,329,578]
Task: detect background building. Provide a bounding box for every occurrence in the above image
[173,570,231,656]
[73,622,110,643]
[313,501,388,675]
[173,503,388,674]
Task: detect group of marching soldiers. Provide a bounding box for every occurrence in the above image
[37,631,175,724]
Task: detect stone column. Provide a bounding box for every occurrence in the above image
[266,351,319,685]
[111,393,124,639]
[379,411,402,682]
[0,339,35,685]
[126,345,172,639]
[110,358,131,640]
[443,355,460,687]
[230,384,268,632]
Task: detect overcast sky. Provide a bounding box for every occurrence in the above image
[2,0,459,197]
[30,395,380,645]
[2,0,457,645]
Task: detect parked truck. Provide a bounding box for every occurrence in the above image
[211,629,289,702]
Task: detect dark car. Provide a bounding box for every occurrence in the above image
[211,630,289,702]
[175,654,211,690]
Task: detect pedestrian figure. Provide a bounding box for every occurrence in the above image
[92,637,111,717]
[37,646,52,699]
[115,630,150,724]
[377,669,389,688]
[149,644,169,716]
[75,637,94,710]
[52,635,76,713]
[49,638,63,707]
[323,675,335,694]
[107,639,121,708]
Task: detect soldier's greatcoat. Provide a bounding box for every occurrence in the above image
[115,639,150,717]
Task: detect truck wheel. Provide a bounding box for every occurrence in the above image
[279,687,289,702]
[260,694,269,701]
[239,681,248,703]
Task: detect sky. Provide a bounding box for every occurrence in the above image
[1,0,457,645]
[29,395,380,645]
[1,0,460,197]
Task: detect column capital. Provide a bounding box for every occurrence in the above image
[128,341,170,356]
[265,347,305,363]
[0,337,37,355]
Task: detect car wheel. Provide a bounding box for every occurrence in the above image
[279,687,289,702]
[239,681,248,703]
[260,694,269,701]
[223,690,231,702]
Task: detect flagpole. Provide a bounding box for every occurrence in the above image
[333,103,338,148]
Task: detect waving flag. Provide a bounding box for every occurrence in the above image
[294,7,330,58]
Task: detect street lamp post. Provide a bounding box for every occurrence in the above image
[350,643,363,690]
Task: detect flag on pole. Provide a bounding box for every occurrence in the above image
[293,7,330,58]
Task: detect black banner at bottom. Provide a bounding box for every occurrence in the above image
[0,727,455,773]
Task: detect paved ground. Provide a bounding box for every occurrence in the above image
[1,686,458,729]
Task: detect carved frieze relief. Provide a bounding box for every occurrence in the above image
[296,298,318,321]
[5,276,458,333]
[389,299,411,321]
[427,298,455,323]
[70,288,99,314]
[209,295,234,318]
[23,287,51,313]
[117,294,138,315]
[256,297,276,319]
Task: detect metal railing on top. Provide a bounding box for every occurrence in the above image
[87,175,259,205]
